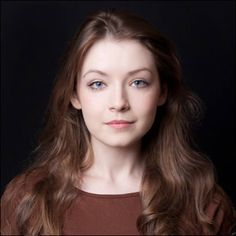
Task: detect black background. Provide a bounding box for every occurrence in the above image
[1,1,235,205]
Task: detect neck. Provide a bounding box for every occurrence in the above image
[84,137,144,183]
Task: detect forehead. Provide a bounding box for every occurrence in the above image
[80,38,156,76]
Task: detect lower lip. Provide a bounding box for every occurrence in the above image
[107,123,133,129]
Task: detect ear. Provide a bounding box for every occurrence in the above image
[70,93,82,110]
[157,83,168,106]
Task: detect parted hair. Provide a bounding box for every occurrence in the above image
[1,9,235,235]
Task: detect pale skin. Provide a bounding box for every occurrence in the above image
[71,38,167,194]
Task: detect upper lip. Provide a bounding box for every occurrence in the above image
[105,120,134,124]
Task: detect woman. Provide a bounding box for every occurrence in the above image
[1,9,235,235]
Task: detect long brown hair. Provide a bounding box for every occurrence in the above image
[1,9,234,235]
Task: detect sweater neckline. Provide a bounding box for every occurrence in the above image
[76,188,140,198]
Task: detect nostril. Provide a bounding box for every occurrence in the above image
[109,88,130,111]
[109,103,130,112]
[121,104,130,111]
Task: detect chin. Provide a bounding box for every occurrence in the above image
[102,136,142,148]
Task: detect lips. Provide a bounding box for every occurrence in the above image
[105,120,134,125]
[105,120,135,129]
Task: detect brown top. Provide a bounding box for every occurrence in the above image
[1,170,236,235]
[63,189,142,235]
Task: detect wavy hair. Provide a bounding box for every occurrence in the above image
[1,9,234,235]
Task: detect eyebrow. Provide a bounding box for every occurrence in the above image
[82,68,153,78]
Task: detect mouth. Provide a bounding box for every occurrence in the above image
[105,120,135,129]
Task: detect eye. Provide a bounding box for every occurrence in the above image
[88,81,106,90]
[131,79,149,88]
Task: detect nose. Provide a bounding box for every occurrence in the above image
[109,85,130,112]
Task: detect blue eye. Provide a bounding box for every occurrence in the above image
[89,81,106,90]
[131,80,149,88]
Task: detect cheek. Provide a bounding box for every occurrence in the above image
[131,90,159,117]
[78,91,106,126]
[80,99,102,119]
[78,86,102,112]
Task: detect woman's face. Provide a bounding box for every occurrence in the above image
[71,38,167,148]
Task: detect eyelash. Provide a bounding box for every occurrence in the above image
[89,81,106,90]
[131,80,149,88]
[88,79,149,90]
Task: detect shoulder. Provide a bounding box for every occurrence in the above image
[2,167,47,198]
[1,167,47,234]
[205,186,236,234]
